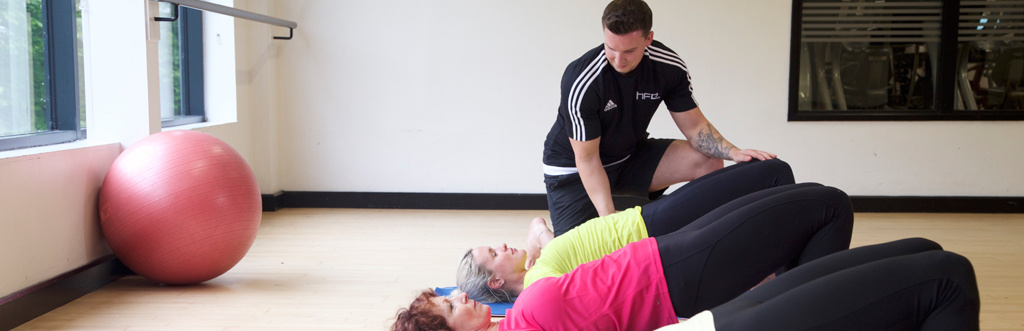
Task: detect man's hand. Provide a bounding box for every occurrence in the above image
[570,137,616,217]
[729,148,777,162]
[524,217,554,270]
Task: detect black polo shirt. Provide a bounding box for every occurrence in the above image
[542,40,698,171]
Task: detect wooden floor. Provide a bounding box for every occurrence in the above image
[14,208,1024,330]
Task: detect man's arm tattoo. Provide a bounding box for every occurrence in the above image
[695,123,734,159]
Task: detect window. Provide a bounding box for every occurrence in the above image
[0,0,85,151]
[157,3,204,128]
[789,0,1024,121]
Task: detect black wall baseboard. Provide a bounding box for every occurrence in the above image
[263,191,1024,213]
[851,196,1023,213]
[0,255,132,330]
[270,191,550,211]
[261,191,283,212]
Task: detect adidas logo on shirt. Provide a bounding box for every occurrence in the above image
[604,100,618,112]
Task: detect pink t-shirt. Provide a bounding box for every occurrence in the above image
[499,238,679,331]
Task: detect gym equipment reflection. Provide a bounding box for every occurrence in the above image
[802,42,934,111]
[797,0,1024,112]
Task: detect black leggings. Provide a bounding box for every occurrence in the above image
[711,238,980,331]
[656,183,854,317]
[640,158,795,237]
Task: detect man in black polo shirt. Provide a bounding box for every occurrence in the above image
[542,0,776,235]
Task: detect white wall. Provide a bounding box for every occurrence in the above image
[267,0,1024,196]
[270,0,602,194]
[224,0,280,194]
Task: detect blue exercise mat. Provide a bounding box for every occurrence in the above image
[434,286,513,317]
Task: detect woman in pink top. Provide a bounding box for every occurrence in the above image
[392,237,979,331]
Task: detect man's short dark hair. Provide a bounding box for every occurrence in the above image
[602,0,653,35]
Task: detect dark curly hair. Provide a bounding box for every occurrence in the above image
[391,288,453,331]
[602,0,653,35]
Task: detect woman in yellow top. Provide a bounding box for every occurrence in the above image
[458,158,798,303]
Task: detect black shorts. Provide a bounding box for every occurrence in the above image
[543,138,674,235]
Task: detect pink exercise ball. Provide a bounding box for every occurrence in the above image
[98,130,261,285]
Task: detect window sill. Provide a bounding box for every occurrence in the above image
[0,139,121,162]
[161,118,237,132]
[1,115,237,162]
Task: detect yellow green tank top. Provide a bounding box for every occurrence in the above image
[523,206,648,287]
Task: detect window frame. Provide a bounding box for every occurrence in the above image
[159,6,205,128]
[0,0,84,151]
[788,0,1024,121]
